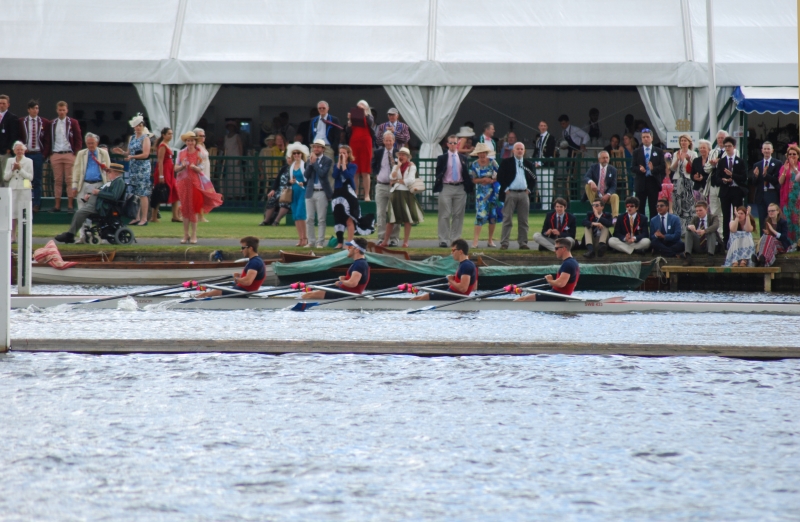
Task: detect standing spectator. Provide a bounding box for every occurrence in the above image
[193,127,212,223]
[583,198,613,258]
[285,142,309,246]
[751,141,782,234]
[704,130,734,224]
[533,197,576,252]
[113,114,151,226]
[684,201,720,262]
[649,198,685,259]
[308,100,341,160]
[534,120,556,208]
[632,128,666,218]
[433,135,472,248]
[174,131,222,244]
[497,142,536,250]
[583,151,619,219]
[43,101,82,212]
[223,121,243,199]
[622,133,636,160]
[260,154,291,227]
[152,127,176,223]
[374,108,410,151]
[331,144,375,249]
[584,108,601,143]
[305,139,334,248]
[468,143,500,248]
[755,203,790,267]
[670,134,699,233]
[371,131,400,246]
[455,126,475,155]
[0,95,19,186]
[609,196,651,255]
[499,131,517,160]
[713,136,747,247]
[19,100,47,212]
[622,114,636,137]
[779,144,800,244]
[295,107,318,146]
[475,122,497,153]
[277,112,295,142]
[2,142,33,240]
[258,134,284,200]
[533,121,556,159]
[381,147,423,248]
[346,100,374,201]
[557,114,589,157]
[723,206,755,267]
[71,133,110,241]
[691,139,712,197]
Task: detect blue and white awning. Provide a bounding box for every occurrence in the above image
[732,86,799,115]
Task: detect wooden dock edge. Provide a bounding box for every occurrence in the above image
[7,339,800,359]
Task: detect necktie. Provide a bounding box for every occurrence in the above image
[700,218,705,230]
[661,216,666,234]
[699,218,707,248]
[645,148,651,176]
[450,153,458,183]
[630,215,635,233]
[538,135,544,153]
[599,166,606,194]
[557,215,562,229]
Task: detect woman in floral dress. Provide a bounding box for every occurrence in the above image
[469,142,502,247]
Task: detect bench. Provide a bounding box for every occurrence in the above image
[661,266,781,292]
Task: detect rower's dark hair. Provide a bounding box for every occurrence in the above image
[353,237,368,250]
[723,136,737,147]
[553,197,568,208]
[451,239,469,255]
[625,196,639,207]
[555,238,572,251]
[240,236,259,252]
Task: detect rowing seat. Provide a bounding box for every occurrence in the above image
[661,266,781,292]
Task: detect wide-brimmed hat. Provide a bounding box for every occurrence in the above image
[180,131,198,142]
[128,113,145,128]
[456,126,474,138]
[312,139,327,147]
[106,163,125,174]
[397,147,411,156]
[470,142,496,157]
[264,135,276,146]
[285,142,309,161]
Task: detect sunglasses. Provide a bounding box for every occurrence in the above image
[240,246,249,250]
[554,246,565,251]
[292,151,302,155]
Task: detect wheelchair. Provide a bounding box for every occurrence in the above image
[82,201,136,245]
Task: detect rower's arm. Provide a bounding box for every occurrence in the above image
[550,272,570,289]
[340,271,362,288]
[235,269,258,286]
[449,275,471,294]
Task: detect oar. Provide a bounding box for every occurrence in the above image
[406,278,546,314]
[73,275,233,305]
[179,277,340,303]
[514,286,588,302]
[291,276,447,312]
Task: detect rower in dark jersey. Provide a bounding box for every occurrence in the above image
[301,237,370,300]
[411,239,477,301]
[515,237,579,301]
[196,236,267,297]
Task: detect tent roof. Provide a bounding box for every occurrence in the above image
[1,0,797,86]
[732,86,799,114]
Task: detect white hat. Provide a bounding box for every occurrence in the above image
[456,126,474,138]
[128,113,145,128]
[312,139,327,147]
[286,142,309,161]
[470,142,496,157]
[397,147,411,156]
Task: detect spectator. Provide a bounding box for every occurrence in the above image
[534,120,556,208]
[54,163,126,244]
[308,100,341,160]
[684,201,721,263]
[622,133,636,160]
[468,142,500,248]
[534,121,556,159]
[779,144,800,244]
[2,141,33,240]
[152,127,176,223]
[583,151,620,219]
[751,141,782,234]
[755,203,790,267]
[285,142,310,246]
[434,135,472,248]
[622,114,636,136]
[113,114,151,226]
[0,95,20,187]
[174,131,223,244]
[295,107,318,146]
[381,147,423,248]
[723,206,755,267]
[475,122,497,153]
[584,107,601,142]
[557,114,589,157]
[259,134,285,199]
[18,99,47,212]
[374,108,410,150]
[346,100,374,201]
[259,150,291,227]
[277,112,295,142]
[609,196,651,255]
[713,136,747,247]
[632,128,666,218]
[456,126,474,155]
[43,101,82,213]
[497,142,536,250]
[659,152,674,213]
[604,134,622,155]
[650,198,685,259]
[691,139,712,197]
[332,144,375,249]
[670,134,698,233]
[371,131,400,246]
[193,127,212,223]
[583,197,613,258]
[222,121,244,199]
[305,139,334,248]
[704,130,734,224]
[533,197,576,252]
[499,131,517,160]
[71,133,111,241]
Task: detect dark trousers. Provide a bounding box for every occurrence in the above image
[635,175,661,218]
[25,151,44,208]
[651,236,685,257]
[720,188,745,247]
[756,189,779,235]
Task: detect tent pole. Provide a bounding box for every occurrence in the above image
[706,0,718,137]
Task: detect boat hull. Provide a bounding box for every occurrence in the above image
[30,261,275,285]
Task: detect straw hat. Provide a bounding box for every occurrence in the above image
[180,131,198,142]
[470,142,496,157]
[106,163,125,174]
[397,147,411,156]
[312,138,327,147]
[456,126,474,138]
[263,135,276,146]
[285,142,309,161]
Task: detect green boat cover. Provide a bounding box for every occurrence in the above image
[273,252,643,280]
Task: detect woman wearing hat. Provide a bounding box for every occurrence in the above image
[469,142,502,247]
[174,131,223,244]
[284,142,310,245]
[380,147,424,248]
[456,126,475,155]
[113,113,152,226]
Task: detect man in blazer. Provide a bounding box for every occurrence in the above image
[713,136,748,247]
[434,135,475,247]
[582,151,620,218]
[374,108,410,150]
[751,141,782,233]
[632,128,666,218]
[371,131,400,245]
[650,198,685,258]
[304,139,334,248]
[497,142,536,249]
[533,120,556,209]
[533,197,576,251]
[19,99,48,211]
[609,196,651,255]
[533,121,556,159]
[0,94,20,187]
[704,130,735,223]
[43,101,83,212]
[683,201,720,263]
[307,100,341,160]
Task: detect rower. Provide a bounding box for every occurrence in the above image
[195,236,266,297]
[515,237,579,301]
[411,239,477,300]
[301,238,370,299]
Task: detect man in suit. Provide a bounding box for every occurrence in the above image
[43,101,83,212]
[497,142,536,250]
[609,196,651,255]
[533,120,557,209]
[583,151,620,219]
[533,197,576,251]
[582,198,614,258]
[632,128,666,218]
[374,108,410,151]
[371,131,400,246]
[307,101,341,160]
[305,139,334,248]
[19,99,47,211]
[713,136,747,247]
[683,201,720,264]
[650,198,685,258]
[703,130,734,223]
[434,134,474,247]
[533,121,556,159]
[557,114,589,158]
[475,122,497,154]
[751,141,782,233]
[0,94,20,187]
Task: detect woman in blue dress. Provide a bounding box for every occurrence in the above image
[113,113,152,226]
[286,142,309,246]
[469,142,502,247]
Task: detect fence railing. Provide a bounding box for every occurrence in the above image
[39,153,635,213]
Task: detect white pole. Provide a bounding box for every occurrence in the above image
[0,188,12,352]
[16,190,32,295]
[706,0,718,136]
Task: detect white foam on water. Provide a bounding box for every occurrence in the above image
[116,296,140,312]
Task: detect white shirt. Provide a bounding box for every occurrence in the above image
[54,118,69,152]
[26,117,41,151]
[377,148,392,183]
[482,136,495,150]
[314,117,329,145]
[313,157,323,189]
[563,125,590,146]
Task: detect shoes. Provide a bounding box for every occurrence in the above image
[388,240,399,247]
[75,236,86,244]
[500,244,509,250]
[157,211,162,219]
[637,249,648,256]
[316,242,325,249]
[439,242,448,248]
[180,238,188,244]
[757,255,766,267]
[487,241,496,248]
[49,207,61,213]
[171,218,183,223]
[684,252,693,266]
[583,246,595,259]
[519,245,530,250]
[136,221,148,226]
[597,243,607,257]
[54,232,75,243]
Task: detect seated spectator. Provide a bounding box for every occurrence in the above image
[723,206,756,267]
[583,198,613,258]
[583,151,620,219]
[54,163,126,243]
[755,203,791,267]
[609,196,651,255]
[649,198,685,259]
[604,134,622,155]
[533,197,576,251]
[683,201,720,264]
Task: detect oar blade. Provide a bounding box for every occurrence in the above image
[290,302,320,312]
[406,305,435,314]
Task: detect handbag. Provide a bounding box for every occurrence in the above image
[409,177,425,194]
[279,186,293,204]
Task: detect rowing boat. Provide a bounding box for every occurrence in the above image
[11,293,800,315]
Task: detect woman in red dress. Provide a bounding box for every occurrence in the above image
[151,127,176,223]
[347,100,374,201]
[174,131,223,244]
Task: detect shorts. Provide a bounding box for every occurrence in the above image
[533,292,567,302]
[220,285,248,296]
[429,292,466,301]
[324,290,357,300]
